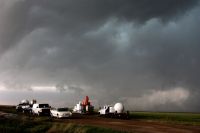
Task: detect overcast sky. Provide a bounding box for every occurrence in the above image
[0,0,200,112]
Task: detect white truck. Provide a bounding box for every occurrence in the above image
[32,103,51,116]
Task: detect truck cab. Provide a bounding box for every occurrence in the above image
[32,103,50,116]
[99,105,115,115]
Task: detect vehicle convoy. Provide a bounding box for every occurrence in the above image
[50,107,72,118]
[73,96,94,114]
[32,103,51,116]
[16,98,128,119]
[98,102,129,119]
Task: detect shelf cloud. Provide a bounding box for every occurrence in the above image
[0,0,200,111]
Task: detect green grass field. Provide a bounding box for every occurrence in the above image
[0,116,125,133]
[1,106,200,132]
[0,105,16,114]
[130,112,200,125]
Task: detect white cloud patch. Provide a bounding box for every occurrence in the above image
[123,87,190,111]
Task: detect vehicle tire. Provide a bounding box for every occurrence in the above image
[29,110,32,115]
[98,112,101,117]
[50,113,53,117]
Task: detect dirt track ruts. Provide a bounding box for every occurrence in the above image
[53,115,200,133]
[0,110,200,133]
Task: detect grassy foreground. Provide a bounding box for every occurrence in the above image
[1,105,200,132]
[0,116,124,133]
[131,112,200,125]
[0,105,125,133]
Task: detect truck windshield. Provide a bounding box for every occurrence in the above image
[39,104,49,108]
[57,108,68,111]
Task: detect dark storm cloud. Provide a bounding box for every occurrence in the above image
[0,0,200,111]
[0,0,34,54]
[0,0,198,54]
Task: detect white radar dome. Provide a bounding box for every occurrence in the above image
[20,99,29,104]
[114,103,124,113]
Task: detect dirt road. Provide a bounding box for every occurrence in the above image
[53,115,200,133]
[0,106,200,133]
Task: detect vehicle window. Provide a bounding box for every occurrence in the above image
[57,108,68,111]
[51,108,56,110]
[39,104,49,108]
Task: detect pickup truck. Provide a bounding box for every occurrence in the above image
[32,103,50,116]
